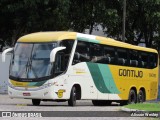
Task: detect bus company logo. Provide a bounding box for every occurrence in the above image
[119,69,143,78]
[56,89,65,98]
[2,112,11,117]
[2,112,42,117]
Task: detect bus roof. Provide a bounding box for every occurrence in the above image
[17,31,158,53]
[18,31,77,43]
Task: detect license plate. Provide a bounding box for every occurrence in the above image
[23,93,31,96]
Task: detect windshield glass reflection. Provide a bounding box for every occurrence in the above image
[10,43,57,79]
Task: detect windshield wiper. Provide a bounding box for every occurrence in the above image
[27,43,38,79]
[27,58,38,78]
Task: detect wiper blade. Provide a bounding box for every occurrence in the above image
[28,58,38,78]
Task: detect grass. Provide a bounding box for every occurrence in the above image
[124,103,160,111]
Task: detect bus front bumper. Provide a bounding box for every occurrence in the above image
[8,86,67,100]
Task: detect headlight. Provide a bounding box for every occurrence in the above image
[39,83,54,89]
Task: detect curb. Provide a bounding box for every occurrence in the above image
[121,107,145,112]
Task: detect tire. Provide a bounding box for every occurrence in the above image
[128,89,137,104]
[68,86,76,106]
[92,100,111,106]
[138,90,145,103]
[32,99,41,106]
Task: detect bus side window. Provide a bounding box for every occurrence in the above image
[104,46,115,64]
[72,41,90,65]
[140,52,148,68]
[90,44,104,63]
[129,50,139,67]
[59,40,74,68]
[117,48,127,66]
[149,53,157,69]
[54,52,65,75]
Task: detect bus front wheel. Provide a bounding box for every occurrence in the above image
[32,99,41,106]
[68,86,76,106]
[128,89,137,104]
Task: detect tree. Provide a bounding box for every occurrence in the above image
[0,0,160,51]
[0,0,70,49]
[101,0,160,49]
[68,0,109,34]
[125,0,160,48]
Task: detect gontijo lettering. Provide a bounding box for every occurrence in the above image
[119,69,143,78]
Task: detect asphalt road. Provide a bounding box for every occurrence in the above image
[0,94,149,120]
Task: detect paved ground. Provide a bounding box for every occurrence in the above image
[0,94,153,120]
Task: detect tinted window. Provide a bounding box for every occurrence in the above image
[58,40,74,71]
[90,44,104,63]
[130,50,139,67]
[148,53,157,68]
[117,48,128,66]
[72,40,158,69]
[139,52,148,68]
[72,41,90,64]
[104,46,115,64]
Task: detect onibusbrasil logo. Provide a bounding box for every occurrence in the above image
[2,112,42,117]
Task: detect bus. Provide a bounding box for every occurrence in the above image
[2,31,159,106]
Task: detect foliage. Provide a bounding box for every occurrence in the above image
[100,0,160,48]
[125,103,160,111]
[0,0,160,51]
[0,0,70,48]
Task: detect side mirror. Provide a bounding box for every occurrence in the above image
[2,48,13,62]
[50,47,66,63]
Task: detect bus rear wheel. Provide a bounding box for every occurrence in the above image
[32,99,41,106]
[92,100,111,106]
[138,90,145,103]
[68,86,76,106]
[128,89,137,104]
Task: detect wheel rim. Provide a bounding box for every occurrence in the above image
[73,89,76,101]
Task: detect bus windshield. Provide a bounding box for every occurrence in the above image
[10,42,58,80]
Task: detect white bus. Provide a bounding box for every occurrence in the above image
[2,32,159,106]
